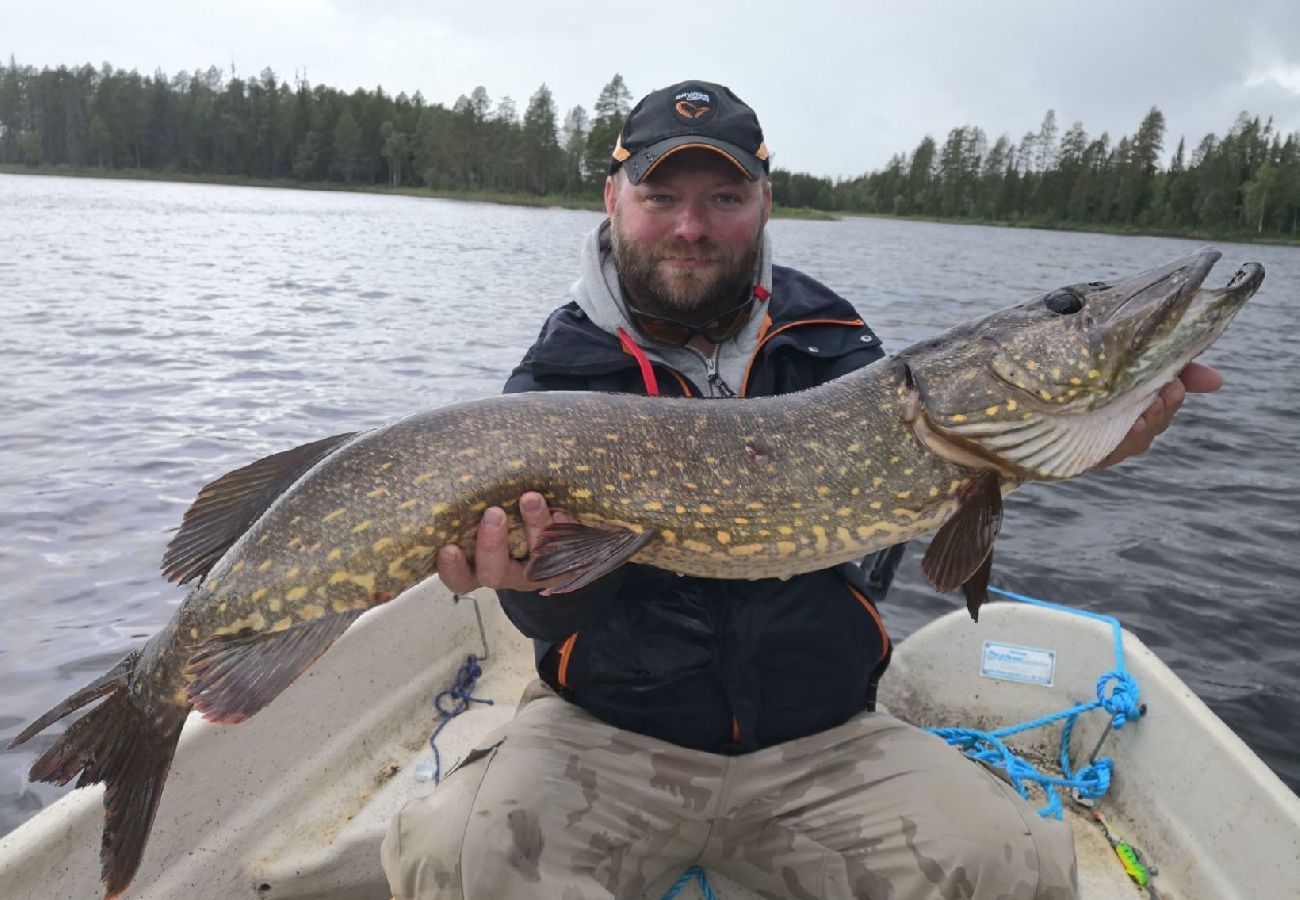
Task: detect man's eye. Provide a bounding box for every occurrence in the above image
[646,194,673,204]
[715,194,741,204]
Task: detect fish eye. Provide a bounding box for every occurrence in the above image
[1044,290,1084,315]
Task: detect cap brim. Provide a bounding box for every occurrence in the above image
[622,136,764,184]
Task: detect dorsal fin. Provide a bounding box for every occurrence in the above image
[162,432,357,584]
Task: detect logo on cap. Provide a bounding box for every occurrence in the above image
[673,89,712,120]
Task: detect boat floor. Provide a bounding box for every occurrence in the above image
[2,581,1297,898]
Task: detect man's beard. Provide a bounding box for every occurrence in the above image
[611,217,763,325]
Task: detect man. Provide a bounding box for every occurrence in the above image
[382,81,1219,899]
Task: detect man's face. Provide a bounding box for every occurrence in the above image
[606,150,772,326]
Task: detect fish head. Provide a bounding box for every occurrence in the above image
[902,248,1264,479]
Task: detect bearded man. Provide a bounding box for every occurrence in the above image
[382,80,1217,899]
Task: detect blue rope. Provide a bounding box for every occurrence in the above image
[428,653,494,784]
[926,587,1143,820]
[660,865,717,900]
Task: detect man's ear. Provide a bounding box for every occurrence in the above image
[604,174,619,219]
[761,177,773,221]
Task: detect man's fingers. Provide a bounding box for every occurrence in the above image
[1180,361,1224,394]
[436,545,480,595]
[473,506,514,586]
[519,492,552,553]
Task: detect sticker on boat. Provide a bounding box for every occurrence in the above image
[980,640,1055,686]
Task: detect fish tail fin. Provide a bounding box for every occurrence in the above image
[12,650,185,899]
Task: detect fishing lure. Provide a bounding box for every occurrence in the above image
[1092,811,1158,894]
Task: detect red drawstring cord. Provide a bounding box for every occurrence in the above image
[617,327,660,397]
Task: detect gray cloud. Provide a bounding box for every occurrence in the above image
[7,0,1300,178]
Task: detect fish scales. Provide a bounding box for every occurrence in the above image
[8,248,1264,899]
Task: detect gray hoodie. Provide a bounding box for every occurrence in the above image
[569,219,774,397]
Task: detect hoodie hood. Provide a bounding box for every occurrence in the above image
[570,219,774,396]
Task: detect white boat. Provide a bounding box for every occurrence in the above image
[2,577,1297,899]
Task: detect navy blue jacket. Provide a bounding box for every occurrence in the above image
[499,265,900,753]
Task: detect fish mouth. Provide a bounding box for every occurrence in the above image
[1100,247,1221,327]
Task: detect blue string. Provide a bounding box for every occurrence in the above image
[428,653,493,784]
[926,587,1143,820]
[660,865,717,900]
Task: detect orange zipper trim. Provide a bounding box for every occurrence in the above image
[845,583,891,662]
[739,317,866,396]
[557,632,579,688]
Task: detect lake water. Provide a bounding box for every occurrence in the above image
[1,173,1297,835]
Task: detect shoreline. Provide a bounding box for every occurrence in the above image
[0,164,836,221]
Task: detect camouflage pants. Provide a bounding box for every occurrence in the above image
[381,681,1077,900]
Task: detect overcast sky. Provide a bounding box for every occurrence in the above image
[7,0,1300,178]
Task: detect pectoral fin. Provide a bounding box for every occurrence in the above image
[525,523,655,594]
[162,431,358,585]
[185,610,363,723]
[921,471,1003,620]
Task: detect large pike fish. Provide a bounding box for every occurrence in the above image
[9,248,1263,897]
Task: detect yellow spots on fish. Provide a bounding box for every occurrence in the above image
[851,487,861,496]
[570,488,593,500]
[1006,399,1018,413]
[684,539,712,554]
[837,507,853,517]
[379,461,394,471]
[1026,360,1038,371]
[1098,352,1107,361]
[548,462,563,472]
[230,560,246,574]
[903,468,914,476]
[189,627,199,639]
[660,530,677,544]
[889,456,901,464]
[746,502,764,510]
[298,604,325,620]
[268,598,282,613]
[896,490,912,500]
[733,516,750,525]
[283,565,299,580]
[322,548,342,564]
[271,617,293,632]
[561,438,577,448]
[812,526,829,551]
[1050,367,1062,380]
[217,601,228,613]
[367,486,389,499]
[698,503,716,514]
[604,433,620,442]
[323,507,346,523]
[394,498,416,511]
[351,520,372,535]
[790,502,804,510]
[1039,389,1053,401]
[704,456,719,465]
[727,543,764,557]
[508,459,526,471]
[872,477,884,487]
[258,559,273,573]
[285,585,308,602]
[847,443,861,454]
[643,500,664,512]
[372,537,395,554]
[573,464,590,473]
[621,473,636,482]
[1069,377,1082,386]
[459,474,475,484]
[716,531,732,544]
[836,526,852,544]
[951,414,967,423]
[778,525,794,536]
[332,598,357,614]
[777,541,798,555]
[985,405,1000,416]
[603,483,617,493]
[816,486,831,497]
[870,501,883,510]
[457,447,479,458]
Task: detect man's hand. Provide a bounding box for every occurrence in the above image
[436,491,572,594]
[1096,361,1223,469]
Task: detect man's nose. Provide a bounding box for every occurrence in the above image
[672,199,709,242]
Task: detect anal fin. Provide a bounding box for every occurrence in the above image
[921,471,1003,620]
[185,610,363,723]
[524,522,655,594]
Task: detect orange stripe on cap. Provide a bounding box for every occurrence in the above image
[612,134,631,163]
[641,142,755,182]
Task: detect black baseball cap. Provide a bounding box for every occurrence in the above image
[610,80,770,184]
